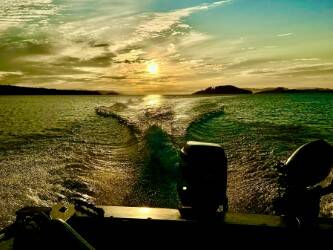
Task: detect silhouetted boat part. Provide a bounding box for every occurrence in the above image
[1,140,332,248]
[1,204,333,249]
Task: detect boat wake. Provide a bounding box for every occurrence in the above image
[95,105,141,135]
[95,96,225,140]
[94,96,226,207]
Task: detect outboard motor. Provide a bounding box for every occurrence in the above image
[178,141,228,219]
[281,140,333,227]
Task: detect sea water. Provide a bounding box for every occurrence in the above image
[0,94,332,228]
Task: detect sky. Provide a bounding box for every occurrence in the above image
[0,0,333,94]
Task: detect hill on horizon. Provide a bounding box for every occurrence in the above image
[193,85,253,95]
[256,87,333,94]
[0,85,119,95]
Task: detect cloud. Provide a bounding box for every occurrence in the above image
[0,71,23,77]
[109,0,230,54]
[135,1,229,37]
[242,69,276,75]
[0,0,59,33]
[277,33,293,37]
[227,57,278,69]
[113,49,145,63]
[239,61,333,79]
[101,75,128,80]
[294,58,320,62]
[4,0,228,85]
[279,63,333,76]
[0,71,24,85]
[179,32,211,47]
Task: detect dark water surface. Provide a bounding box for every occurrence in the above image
[0,94,332,228]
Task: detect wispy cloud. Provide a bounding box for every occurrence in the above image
[238,61,333,78]
[109,0,230,53]
[294,58,320,62]
[0,0,59,32]
[0,71,23,79]
[277,33,293,37]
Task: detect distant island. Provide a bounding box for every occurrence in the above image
[0,85,119,95]
[193,85,252,95]
[256,87,333,94]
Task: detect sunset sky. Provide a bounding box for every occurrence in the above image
[1,0,333,94]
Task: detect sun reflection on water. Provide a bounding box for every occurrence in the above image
[143,95,163,108]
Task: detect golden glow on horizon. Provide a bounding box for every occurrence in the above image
[147,61,159,75]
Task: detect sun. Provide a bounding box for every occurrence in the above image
[147,62,159,74]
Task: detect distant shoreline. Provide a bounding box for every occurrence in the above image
[1,84,332,95]
[0,85,119,95]
[193,85,333,95]
[254,87,333,94]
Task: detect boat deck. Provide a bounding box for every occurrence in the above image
[68,206,333,247]
[2,206,333,249]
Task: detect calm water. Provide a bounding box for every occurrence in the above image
[0,94,332,228]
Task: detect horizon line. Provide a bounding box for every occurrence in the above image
[1,84,333,95]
